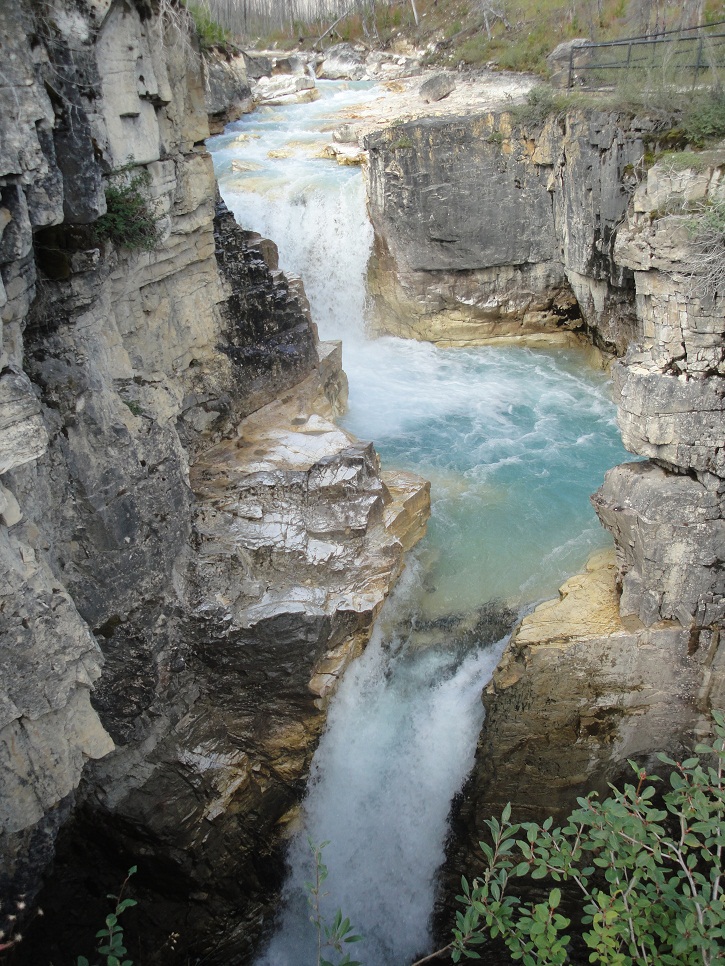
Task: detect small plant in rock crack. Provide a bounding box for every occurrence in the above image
[305,838,363,966]
[76,866,137,966]
[96,167,162,253]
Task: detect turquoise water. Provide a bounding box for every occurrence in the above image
[342,337,624,614]
[208,81,629,965]
[209,83,627,616]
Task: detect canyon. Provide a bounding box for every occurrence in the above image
[0,1,723,963]
[363,104,725,829]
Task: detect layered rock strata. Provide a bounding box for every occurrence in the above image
[428,140,724,882]
[365,110,645,352]
[0,1,428,960]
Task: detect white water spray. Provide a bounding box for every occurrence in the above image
[257,567,509,966]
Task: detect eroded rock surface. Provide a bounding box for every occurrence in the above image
[366,109,643,351]
[0,1,429,960]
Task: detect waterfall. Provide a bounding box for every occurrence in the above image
[208,81,630,964]
[257,564,511,965]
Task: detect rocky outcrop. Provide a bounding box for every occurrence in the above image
[462,549,722,826]
[204,49,254,134]
[365,110,644,352]
[0,1,428,960]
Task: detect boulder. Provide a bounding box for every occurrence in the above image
[253,73,317,106]
[547,38,592,87]
[419,72,456,103]
[317,42,368,81]
[242,50,273,79]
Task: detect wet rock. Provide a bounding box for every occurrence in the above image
[252,73,319,106]
[323,142,366,166]
[272,54,306,75]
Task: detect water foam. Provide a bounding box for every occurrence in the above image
[257,569,509,966]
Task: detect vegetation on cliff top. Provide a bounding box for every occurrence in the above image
[198,0,725,74]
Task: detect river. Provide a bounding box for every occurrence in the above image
[208,80,629,965]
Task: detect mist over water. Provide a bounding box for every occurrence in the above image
[208,82,629,964]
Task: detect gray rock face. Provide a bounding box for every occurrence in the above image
[203,50,253,134]
[0,1,429,958]
[594,462,725,628]
[612,355,725,477]
[366,110,643,351]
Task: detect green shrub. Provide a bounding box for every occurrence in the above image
[418,711,725,965]
[185,1,229,47]
[682,87,725,147]
[688,197,725,297]
[306,840,362,966]
[96,169,162,254]
[511,85,562,125]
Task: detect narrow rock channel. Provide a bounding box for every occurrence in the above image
[209,80,628,965]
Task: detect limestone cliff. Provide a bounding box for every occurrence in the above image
[0,1,428,960]
[367,105,724,891]
[365,110,648,353]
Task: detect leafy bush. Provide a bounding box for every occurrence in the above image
[423,711,725,965]
[682,86,725,147]
[96,169,162,254]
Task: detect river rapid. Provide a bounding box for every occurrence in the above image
[208,81,629,965]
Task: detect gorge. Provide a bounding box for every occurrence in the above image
[0,2,723,964]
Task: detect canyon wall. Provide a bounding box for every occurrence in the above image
[366,110,647,353]
[367,108,724,847]
[0,2,428,961]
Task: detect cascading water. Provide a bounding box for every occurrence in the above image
[208,82,630,964]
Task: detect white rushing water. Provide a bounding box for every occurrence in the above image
[208,82,630,964]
